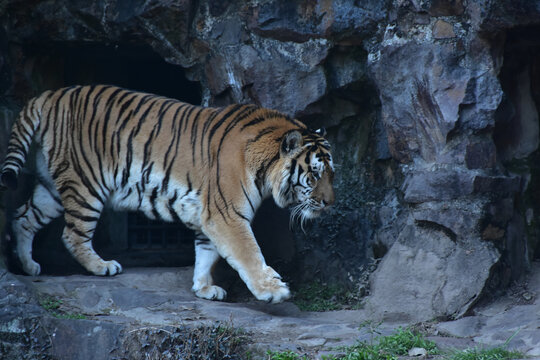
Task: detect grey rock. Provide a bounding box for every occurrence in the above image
[367,224,500,322]
[249,0,387,43]
[437,316,486,338]
[371,42,469,163]
[402,168,475,203]
[465,138,497,169]
[427,0,464,16]
[432,20,456,39]
[436,261,540,356]
[2,264,540,358]
[411,200,485,239]
[473,175,522,195]
[43,317,123,360]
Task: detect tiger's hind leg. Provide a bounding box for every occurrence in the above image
[192,233,227,301]
[12,183,64,275]
[59,188,122,276]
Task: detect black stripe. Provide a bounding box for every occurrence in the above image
[48,87,76,163]
[213,106,260,207]
[246,126,277,145]
[255,152,280,197]
[40,90,58,141]
[65,222,92,238]
[241,183,255,213]
[65,209,100,223]
[232,205,250,222]
[101,87,124,155]
[89,86,114,152]
[120,188,133,201]
[31,209,47,228]
[189,108,203,165]
[195,237,210,245]
[168,191,181,222]
[163,103,186,166]
[207,104,243,147]
[240,115,266,130]
[199,109,221,161]
[141,162,154,192]
[150,187,161,220]
[68,150,106,203]
[213,198,229,224]
[61,193,100,213]
[133,96,160,137]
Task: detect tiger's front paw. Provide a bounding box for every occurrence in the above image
[22,259,41,276]
[193,285,227,301]
[251,267,291,304]
[90,260,123,276]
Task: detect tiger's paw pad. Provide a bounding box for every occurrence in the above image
[194,285,227,301]
[92,260,123,276]
[22,260,41,276]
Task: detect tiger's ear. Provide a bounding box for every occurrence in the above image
[280,130,303,156]
[315,127,326,137]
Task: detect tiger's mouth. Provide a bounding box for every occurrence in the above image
[289,199,330,231]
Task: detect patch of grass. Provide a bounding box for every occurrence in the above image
[447,347,524,360]
[54,312,87,320]
[376,327,439,356]
[293,281,362,312]
[39,295,87,320]
[272,327,440,360]
[267,350,309,360]
[39,296,62,311]
[330,327,437,360]
[274,327,523,360]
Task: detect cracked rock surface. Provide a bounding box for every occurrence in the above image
[2,263,539,359]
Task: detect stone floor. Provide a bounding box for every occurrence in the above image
[1,261,540,359]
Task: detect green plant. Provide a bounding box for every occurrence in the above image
[39,295,87,319]
[55,312,87,320]
[325,327,439,360]
[358,320,383,345]
[293,281,362,312]
[376,327,438,355]
[40,296,62,311]
[447,347,524,360]
[267,350,309,360]
[266,328,523,360]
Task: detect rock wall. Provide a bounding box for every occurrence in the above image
[1,0,540,321]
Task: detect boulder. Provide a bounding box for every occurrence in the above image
[367,223,500,322]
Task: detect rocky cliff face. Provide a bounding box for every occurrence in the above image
[1,0,540,321]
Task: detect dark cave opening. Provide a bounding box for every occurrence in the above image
[494,26,540,269]
[19,42,202,104]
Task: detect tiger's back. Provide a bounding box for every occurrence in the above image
[36,85,218,226]
[1,85,335,303]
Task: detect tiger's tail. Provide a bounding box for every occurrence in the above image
[1,94,46,190]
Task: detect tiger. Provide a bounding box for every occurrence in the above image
[1,85,335,303]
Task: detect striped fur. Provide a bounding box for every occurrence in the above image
[1,85,335,303]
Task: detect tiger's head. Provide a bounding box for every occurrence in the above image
[272,128,335,225]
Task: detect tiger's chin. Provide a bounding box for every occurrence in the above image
[288,202,327,232]
[301,207,323,219]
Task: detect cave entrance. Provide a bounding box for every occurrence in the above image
[9,42,202,274]
[494,26,540,263]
